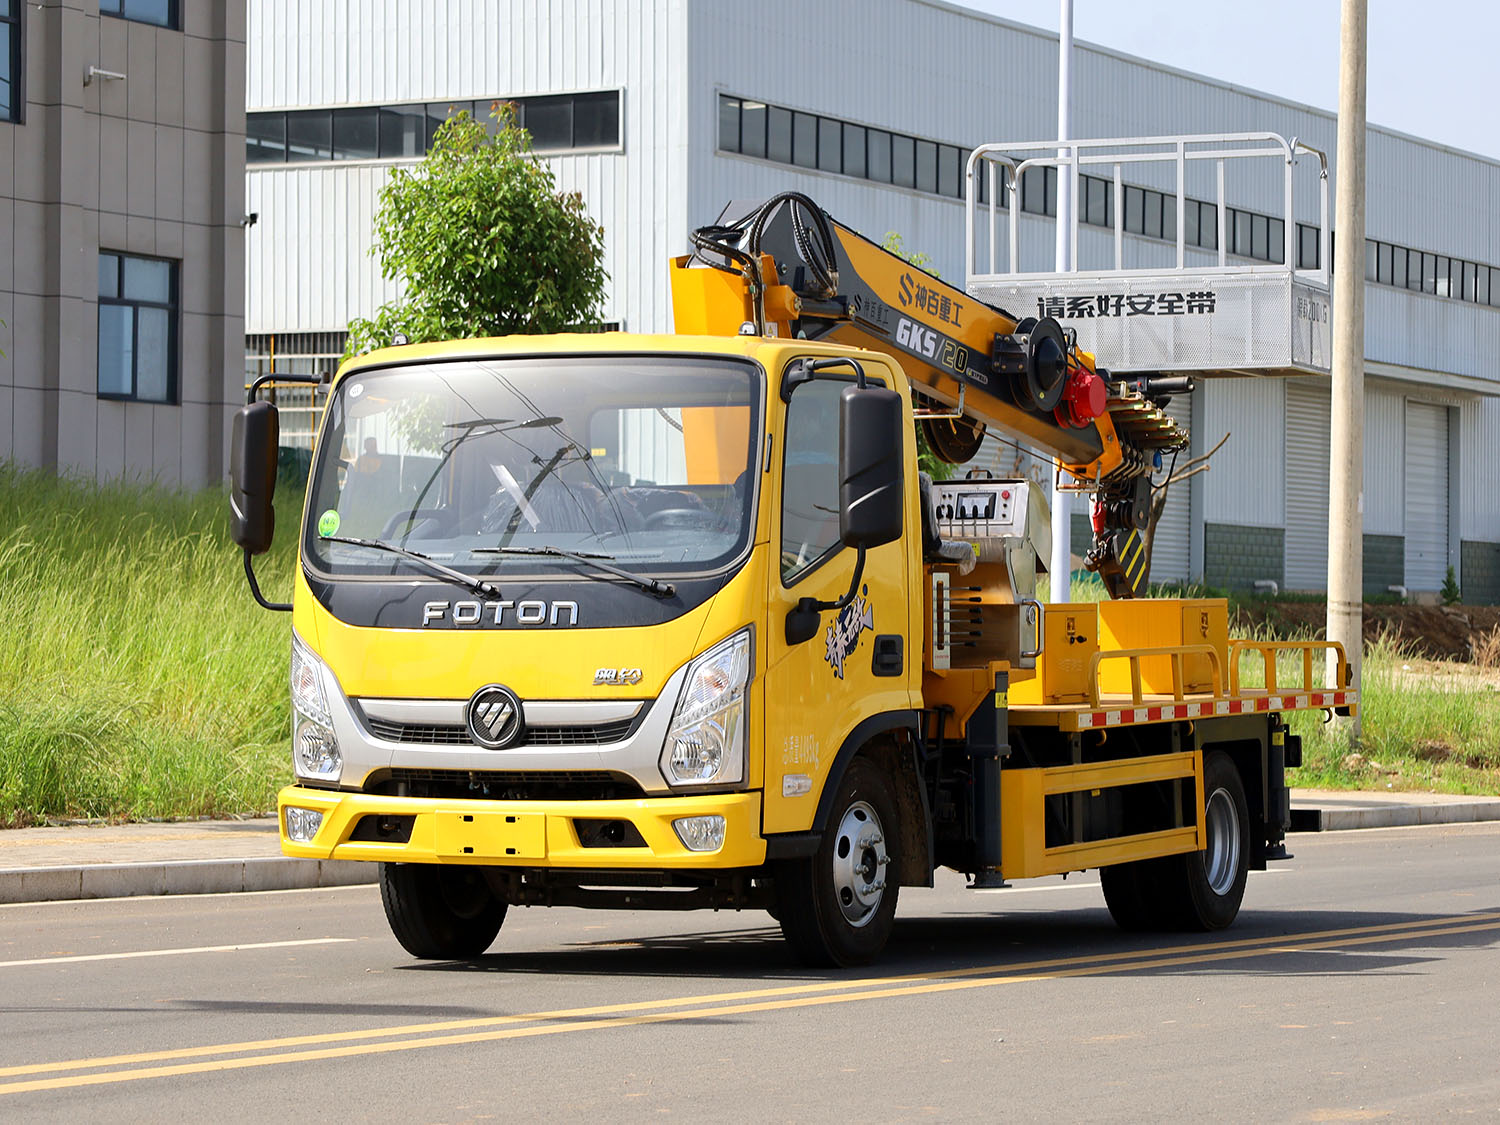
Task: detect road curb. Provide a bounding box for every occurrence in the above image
[0,856,376,905]
[1291,801,1500,832]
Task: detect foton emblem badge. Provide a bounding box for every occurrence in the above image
[466,684,524,749]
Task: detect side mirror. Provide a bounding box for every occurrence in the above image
[838,384,904,549]
[230,401,279,555]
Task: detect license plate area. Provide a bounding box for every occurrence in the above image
[434,811,547,861]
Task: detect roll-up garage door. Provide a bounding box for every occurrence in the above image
[1404,402,1450,591]
[1148,395,1193,585]
[1284,382,1331,591]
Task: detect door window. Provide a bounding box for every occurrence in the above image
[780,379,844,583]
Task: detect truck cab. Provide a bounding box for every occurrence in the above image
[245,332,933,964]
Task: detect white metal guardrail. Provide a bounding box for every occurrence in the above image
[965,133,1333,377]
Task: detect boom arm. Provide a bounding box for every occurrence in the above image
[672,193,1189,597]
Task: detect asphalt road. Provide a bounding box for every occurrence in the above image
[1,823,1496,1122]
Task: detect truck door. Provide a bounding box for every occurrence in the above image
[761,363,915,836]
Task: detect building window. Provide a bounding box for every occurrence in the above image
[818,117,841,174]
[0,0,20,123]
[1083,175,1112,228]
[1302,224,1323,271]
[98,252,178,404]
[1021,165,1056,216]
[100,0,179,30]
[716,93,972,203]
[247,91,622,166]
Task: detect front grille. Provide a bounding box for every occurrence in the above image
[365,768,647,802]
[363,717,637,747]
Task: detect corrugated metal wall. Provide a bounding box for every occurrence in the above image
[1148,394,1192,585]
[1404,401,1450,590]
[1461,396,1500,540]
[1200,377,1284,527]
[1363,386,1405,536]
[246,166,401,335]
[1284,381,1331,590]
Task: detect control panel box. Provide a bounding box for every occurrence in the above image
[928,479,1051,601]
[931,480,1031,541]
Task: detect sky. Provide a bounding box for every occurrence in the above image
[960,1,1500,162]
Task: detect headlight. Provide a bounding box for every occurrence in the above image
[290,631,341,780]
[295,719,342,777]
[290,631,331,724]
[660,629,751,787]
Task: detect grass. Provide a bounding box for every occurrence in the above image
[1285,630,1500,795]
[0,463,300,826]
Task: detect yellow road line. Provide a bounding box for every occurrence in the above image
[6,908,1495,1079]
[2,910,1497,1095]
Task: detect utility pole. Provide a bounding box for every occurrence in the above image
[1050,0,1075,601]
[1327,0,1366,738]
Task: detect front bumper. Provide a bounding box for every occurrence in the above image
[277,785,766,869]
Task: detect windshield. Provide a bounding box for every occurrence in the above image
[302,355,762,579]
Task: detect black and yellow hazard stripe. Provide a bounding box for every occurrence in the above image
[1117,528,1149,596]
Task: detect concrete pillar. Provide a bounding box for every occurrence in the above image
[1326,0,1367,736]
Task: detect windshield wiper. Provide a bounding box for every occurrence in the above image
[473,545,675,599]
[320,535,500,598]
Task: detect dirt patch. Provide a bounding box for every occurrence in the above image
[1407,738,1492,769]
[1230,601,1500,663]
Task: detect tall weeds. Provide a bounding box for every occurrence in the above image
[0,464,300,825]
[1285,628,1500,793]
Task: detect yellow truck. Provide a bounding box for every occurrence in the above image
[230,189,1354,966]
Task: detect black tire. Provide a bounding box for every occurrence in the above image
[1100,857,1163,930]
[1177,750,1251,930]
[1100,751,1250,932]
[379,863,507,959]
[774,758,900,967]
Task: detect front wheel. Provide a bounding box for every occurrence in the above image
[774,758,900,967]
[379,863,507,959]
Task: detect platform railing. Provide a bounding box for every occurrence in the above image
[965,132,1329,286]
[1086,644,1225,707]
[1228,639,1351,694]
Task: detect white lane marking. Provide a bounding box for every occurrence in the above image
[0,938,354,968]
[0,883,377,911]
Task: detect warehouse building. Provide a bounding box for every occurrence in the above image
[0,1,246,488]
[243,0,1500,599]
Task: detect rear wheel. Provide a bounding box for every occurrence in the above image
[379,863,507,959]
[1100,857,1162,930]
[1100,751,1250,932]
[1178,752,1251,930]
[775,758,900,967]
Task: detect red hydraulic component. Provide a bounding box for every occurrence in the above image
[1054,366,1107,430]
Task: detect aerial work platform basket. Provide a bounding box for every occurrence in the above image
[965,133,1332,378]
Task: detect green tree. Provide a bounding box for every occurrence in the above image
[346,106,607,356]
[1441,564,1461,605]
